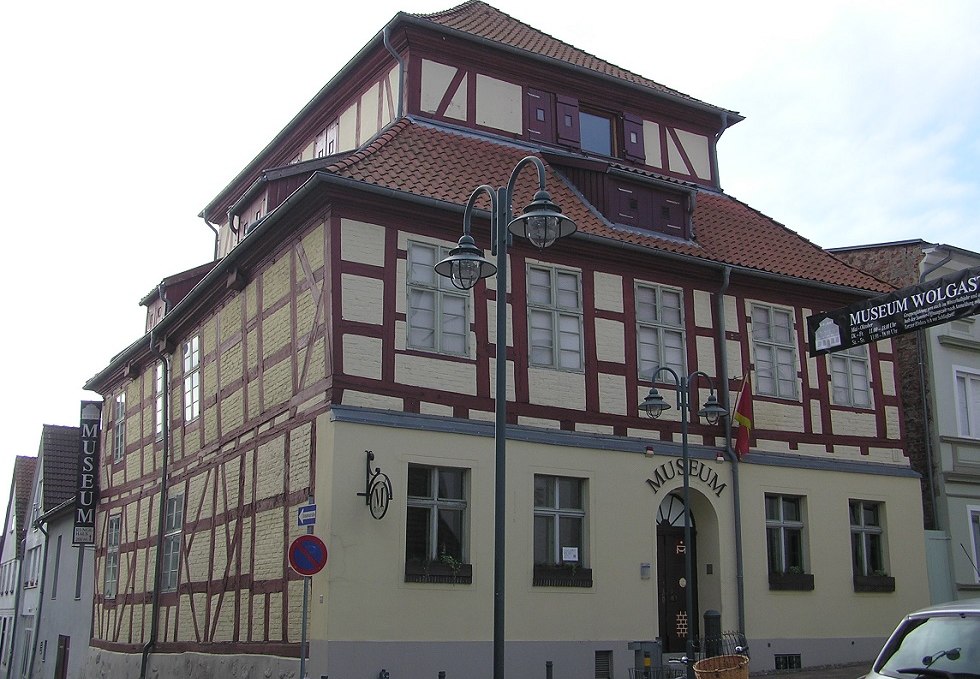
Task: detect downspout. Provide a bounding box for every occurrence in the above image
[383,24,405,119]
[917,246,952,530]
[202,208,219,261]
[711,112,729,190]
[26,522,50,679]
[140,289,172,679]
[714,265,745,635]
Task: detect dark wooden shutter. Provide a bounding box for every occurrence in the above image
[556,95,580,147]
[623,113,645,162]
[526,88,555,143]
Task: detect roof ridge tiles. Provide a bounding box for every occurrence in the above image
[413,1,720,110]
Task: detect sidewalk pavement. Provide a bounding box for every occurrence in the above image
[749,661,870,679]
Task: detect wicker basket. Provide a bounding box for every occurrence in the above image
[692,654,749,679]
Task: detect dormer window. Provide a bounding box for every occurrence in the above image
[579,110,613,156]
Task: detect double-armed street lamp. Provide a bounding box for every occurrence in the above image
[434,156,576,679]
[639,368,727,678]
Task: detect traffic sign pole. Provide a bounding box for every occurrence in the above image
[299,495,314,679]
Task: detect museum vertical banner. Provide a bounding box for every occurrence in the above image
[74,400,102,545]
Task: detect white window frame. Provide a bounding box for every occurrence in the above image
[954,365,980,439]
[104,515,120,600]
[405,465,468,564]
[155,362,165,440]
[968,504,980,584]
[765,494,806,574]
[830,344,871,408]
[406,242,469,356]
[527,265,583,371]
[113,392,126,462]
[533,475,587,566]
[183,336,200,422]
[161,493,184,592]
[850,499,886,576]
[24,546,40,588]
[752,304,798,399]
[635,283,685,380]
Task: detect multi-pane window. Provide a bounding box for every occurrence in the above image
[752,305,797,398]
[183,336,200,422]
[528,266,583,370]
[765,495,805,573]
[850,500,885,576]
[955,368,980,438]
[407,242,468,355]
[405,465,467,564]
[534,475,586,566]
[161,493,184,592]
[104,515,120,599]
[830,345,871,407]
[25,546,41,588]
[113,393,126,462]
[636,284,685,379]
[155,362,165,440]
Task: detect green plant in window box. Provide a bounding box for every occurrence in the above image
[439,550,462,577]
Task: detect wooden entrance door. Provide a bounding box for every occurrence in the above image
[53,635,69,679]
[657,495,698,653]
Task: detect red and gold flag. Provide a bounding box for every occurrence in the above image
[733,373,753,459]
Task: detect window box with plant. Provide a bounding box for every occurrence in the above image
[768,566,815,591]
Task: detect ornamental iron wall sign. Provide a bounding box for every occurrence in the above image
[356,450,392,519]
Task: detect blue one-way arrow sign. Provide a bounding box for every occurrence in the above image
[297,503,317,527]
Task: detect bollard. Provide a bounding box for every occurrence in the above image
[545,660,553,679]
[703,610,722,658]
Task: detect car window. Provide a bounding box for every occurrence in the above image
[878,615,980,677]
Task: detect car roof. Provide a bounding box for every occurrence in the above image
[907,597,980,618]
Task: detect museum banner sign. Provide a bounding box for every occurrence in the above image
[73,400,102,545]
[807,266,980,357]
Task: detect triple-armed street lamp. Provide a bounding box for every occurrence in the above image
[433,156,576,679]
[639,368,727,678]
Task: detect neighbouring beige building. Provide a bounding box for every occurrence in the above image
[81,3,929,678]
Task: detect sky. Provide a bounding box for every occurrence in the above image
[0,0,977,513]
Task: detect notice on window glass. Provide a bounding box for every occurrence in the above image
[807,265,980,357]
[562,547,579,563]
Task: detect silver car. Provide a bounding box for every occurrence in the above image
[862,597,980,678]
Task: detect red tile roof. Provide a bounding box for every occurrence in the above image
[324,119,891,293]
[415,1,735,117]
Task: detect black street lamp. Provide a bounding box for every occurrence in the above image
[639,368,726,678]
[434,156,575,679]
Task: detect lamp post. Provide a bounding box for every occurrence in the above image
[639,368,726,678]
[434,156,576,679]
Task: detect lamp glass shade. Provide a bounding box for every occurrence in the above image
[639,387,670,418]
[434,234,496,290]
[509,190,576,249]
[698,393,727,424]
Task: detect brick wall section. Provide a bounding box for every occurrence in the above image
[834,244,934,528]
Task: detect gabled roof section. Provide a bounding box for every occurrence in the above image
[6,455,37,559]
[322,118,891,293]
[38,425,79,513]
[416,1,741,123]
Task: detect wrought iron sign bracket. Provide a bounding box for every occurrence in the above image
[356,450,392,520]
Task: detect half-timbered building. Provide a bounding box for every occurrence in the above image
[82,3,929,677]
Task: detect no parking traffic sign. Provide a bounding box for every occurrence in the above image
[288,534,328,576]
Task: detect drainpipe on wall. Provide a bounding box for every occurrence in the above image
[202,208,219,261]
[140,293,172,679]
[711,112,729,190]
[714,265,746,635]
[25,521,50,679]
[917,245,952,531]
[383,24,406,119]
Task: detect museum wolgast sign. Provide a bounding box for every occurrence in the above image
[807,266,980,357]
